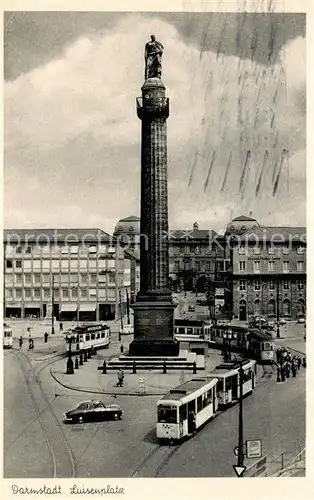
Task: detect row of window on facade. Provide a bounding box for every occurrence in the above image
[4,273,117,285]
[5,287,118,301]
[5,259,123,271]
[5,244,115,255]
[238,260,305,272]
[238,279,305,291]
[241,298,305,316]
[171,245,222,256]
[173,260,229,272]
[238,245,305,255]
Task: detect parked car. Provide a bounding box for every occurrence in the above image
[279,318,286,325]
[297,316,306,324]
[188,305,195,312]
[63,400,123,424]
[120,324,134,335]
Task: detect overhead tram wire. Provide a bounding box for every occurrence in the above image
[220,151,232,193]
[204,151,216,192]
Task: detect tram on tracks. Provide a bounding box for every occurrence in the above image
[156,358,257,443]
[204,323,274,363]
[208,359,256,408]
[3,323,13,349]
[65,324,111,355]
[174,319,205,341]
[156,377,218,442]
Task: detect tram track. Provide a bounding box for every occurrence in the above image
[131,443,181,478]
[8,350,76,478]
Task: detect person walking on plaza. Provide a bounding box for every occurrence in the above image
[28,337,34,350]
[19,336,23,349]
[59,322,63,332]
[117,369,124,387]
[44,331,49,343]
[298,357,302,370]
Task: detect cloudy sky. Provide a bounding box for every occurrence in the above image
[4,7,306,234]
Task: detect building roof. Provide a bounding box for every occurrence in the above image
[235,226,306,243]
[169,229,218,241]
[232,215,257,222]
[119,215,140,222]
[3,228,112,244]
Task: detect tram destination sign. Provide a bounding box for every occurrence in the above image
[246,439,262,459]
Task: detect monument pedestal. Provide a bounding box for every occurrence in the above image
[129,298,179,357]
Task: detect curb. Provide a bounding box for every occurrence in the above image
[50,368,165,397]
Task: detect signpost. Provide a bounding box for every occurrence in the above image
[246,439,262,459]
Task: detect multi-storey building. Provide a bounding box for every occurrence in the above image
[228,219,306,321]
[3,229,134,322]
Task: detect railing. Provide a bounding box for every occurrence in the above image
[136,97,169,117]
[244,448,305,477]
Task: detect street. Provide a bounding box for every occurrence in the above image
[4,324,305,478]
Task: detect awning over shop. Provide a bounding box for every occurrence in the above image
[60,304,77,312]
[79,303,97,312]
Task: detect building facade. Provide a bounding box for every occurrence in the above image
[4,229,133,322]
[229,222,306,321]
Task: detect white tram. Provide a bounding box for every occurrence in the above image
[3,323,13,348]
[65,324,111,354]
[208,359,256,408]
[156,377,218,442]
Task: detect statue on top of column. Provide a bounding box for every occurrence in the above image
[145,35,164,79]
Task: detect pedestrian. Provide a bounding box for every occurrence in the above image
[120,344,124,354]
[59,322,63,332]
[292,361,297,378]
[19,336,23,349]
[286,361,290,378]
[117,369,123,387]
[298,357,302,370]
[28,337,34,350]
[44,332,49,343]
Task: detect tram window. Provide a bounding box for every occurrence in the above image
[178,328,185,334]
[263,342,272,351]
[197,396,202,412]
[232,333,237,340]
[225,378,233,391]
[85,334,90,341]
[101,331,105,338]
[187,328,193,334]
[217,380,224,391]
[179,404,187,422]
[242,370,252,383]
[96,333,100,339]
[91,333,95,340]
[157,406,177,423]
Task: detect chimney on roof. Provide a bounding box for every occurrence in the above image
[193,222,199,231]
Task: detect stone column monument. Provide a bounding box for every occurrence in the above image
[129,36,179,356]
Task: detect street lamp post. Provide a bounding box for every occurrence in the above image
[237,360,245,472]
[276,280,280,338]
[51,275,55,334]
[119,289,123,341]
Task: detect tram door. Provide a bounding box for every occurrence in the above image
[231,375,238,399]
[187,400,196,434]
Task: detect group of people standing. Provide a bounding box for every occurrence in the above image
[276,347,305,381]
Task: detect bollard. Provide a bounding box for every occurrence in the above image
[66,357,74,375]
[163,360,167,374]
[193,361,197,374]
[120,345,124,354]
[303,357,306,368]
[88,349,91,359]
[133,361,137,374]
[102,360,107,374]
[75,357,79,370]
[79,353,83,365]
[84,351,88,362]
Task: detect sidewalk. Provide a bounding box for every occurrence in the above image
[50,348,224,397]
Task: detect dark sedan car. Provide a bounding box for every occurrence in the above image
[63,400,123,424]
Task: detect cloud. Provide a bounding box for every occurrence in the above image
[4,13,306,233]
